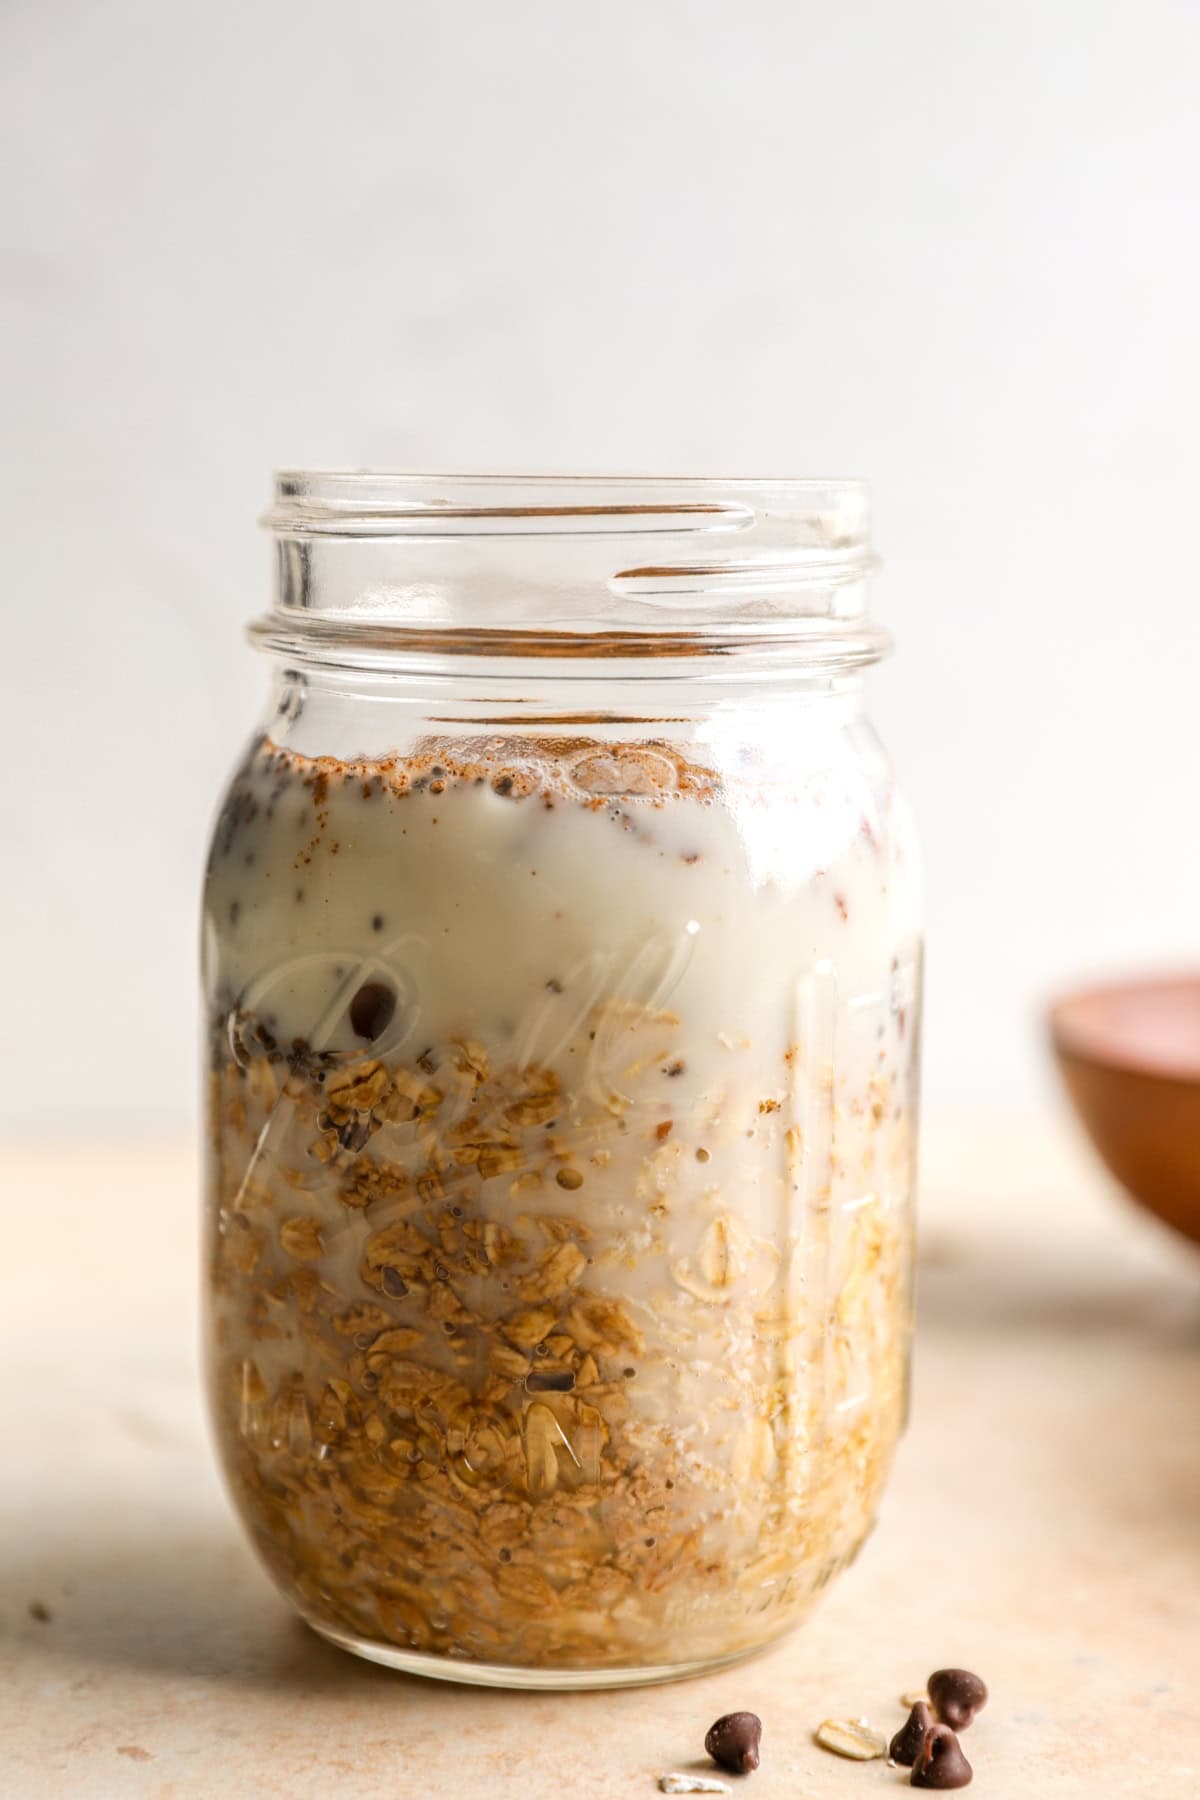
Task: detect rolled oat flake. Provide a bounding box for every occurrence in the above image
[814,1718,888,1760]
[659,1776,732,1795]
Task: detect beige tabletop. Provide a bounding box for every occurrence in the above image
[2,1115,1198,1799]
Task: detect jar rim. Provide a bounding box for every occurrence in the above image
[255,470,888,671]
[265,468,871,529]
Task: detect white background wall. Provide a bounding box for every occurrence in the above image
[3,0,1198,1137]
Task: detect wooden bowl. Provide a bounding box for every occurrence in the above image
[1049,974,1200,1247]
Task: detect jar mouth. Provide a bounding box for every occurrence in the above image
[263,470,870,539]
[256,470,887,670]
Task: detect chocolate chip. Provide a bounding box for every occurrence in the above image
[371,914,384,932]
[705,1711,762,1774]
[890,1702,934,1767]
[525,1369,575,1393]
[381,1268,408,1297]
[337,1115,372,1153]
[927,1669,987,1732]
[911,1724,972,1789]
[348,979,396,1041]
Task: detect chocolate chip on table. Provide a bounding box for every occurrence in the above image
[927,1668,988,1732]
[890,1701,934,1767]
[705,1710,762,1773]
[348,979,396,1041]
[911,1723,972,1789]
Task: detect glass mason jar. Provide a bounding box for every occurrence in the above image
[202,473,921,1689]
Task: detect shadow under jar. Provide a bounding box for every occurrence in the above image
[202,473,922,1688]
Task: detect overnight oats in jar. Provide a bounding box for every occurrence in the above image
[202,473,922,1687]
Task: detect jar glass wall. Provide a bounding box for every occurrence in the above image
[201,475,922,1687]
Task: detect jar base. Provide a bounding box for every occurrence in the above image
[304,1611,802,1690]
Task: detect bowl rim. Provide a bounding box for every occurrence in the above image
[1048,971,1200,1086]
